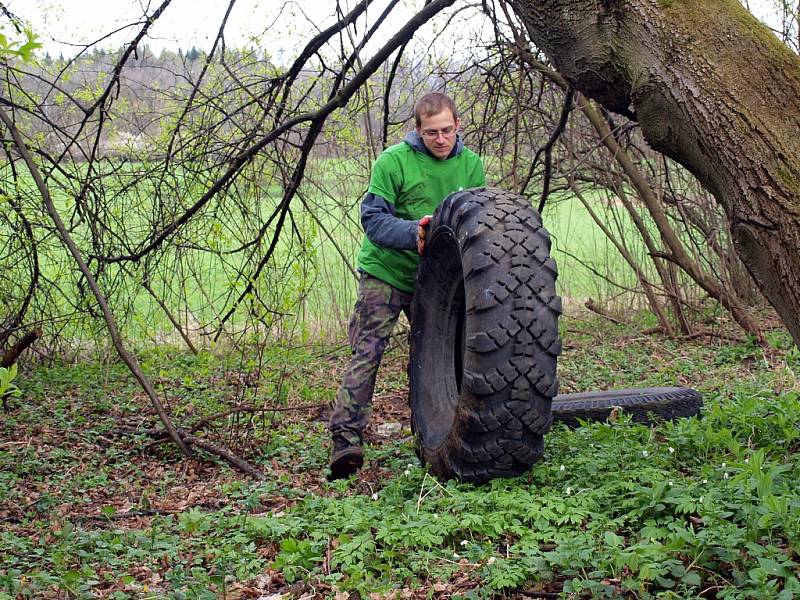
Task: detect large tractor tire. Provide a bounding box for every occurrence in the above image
[409,187,562,483]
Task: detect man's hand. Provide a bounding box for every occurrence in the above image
[417,215,432,255]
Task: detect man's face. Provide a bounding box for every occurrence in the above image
[417,109,461,160]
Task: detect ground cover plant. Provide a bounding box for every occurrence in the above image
[2,313,799,599]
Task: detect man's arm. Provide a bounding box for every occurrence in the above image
[361,192,419,250]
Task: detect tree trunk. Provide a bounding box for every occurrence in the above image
[511,0,800,345]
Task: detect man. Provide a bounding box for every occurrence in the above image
[329,92,486,479]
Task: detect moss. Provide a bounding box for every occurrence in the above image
[663,0,796,60]
[777,167,800,196]
[659,0,800,144]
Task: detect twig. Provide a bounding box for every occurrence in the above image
[0,515,22,524]
[118,424,172,438]
[682,329,745,343]
[584,298,623,325]
[0,496,44,523]
[140,279,198,355]
[118,402,325,438]
[180,431,266,479]
[117,423,271,479]
[584,299,679,358]
[297,191,358,280]
[538,87,574,214]
[189,402,325,433]
[0,2,23,32]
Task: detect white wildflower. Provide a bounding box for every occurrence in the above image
[371,493,379,500]
[721,462,727,468]
[744,458,750,464]
[642,450,649,457]
[669,447,675,454]
[724,472,729,479]
[702,479,708,484]
[669,481,674,486]
[566,487,572,495]
[560,464,565,472]
[403,470,411,476]
[460,539,469,547]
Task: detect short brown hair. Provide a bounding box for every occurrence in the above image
[414,92,459,127]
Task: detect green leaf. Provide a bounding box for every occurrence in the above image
[682,570,702,587]
[602,531,624,547]
[18,38,43,62]
[62,570,82,585]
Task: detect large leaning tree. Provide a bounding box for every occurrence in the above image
[509,0,800,345]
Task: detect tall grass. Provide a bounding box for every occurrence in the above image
[5,158,648,348]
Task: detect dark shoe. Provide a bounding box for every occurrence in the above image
[329,436,364,480]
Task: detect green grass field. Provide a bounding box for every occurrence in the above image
[4,158,653,346]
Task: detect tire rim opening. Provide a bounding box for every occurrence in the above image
[411,229,464,450]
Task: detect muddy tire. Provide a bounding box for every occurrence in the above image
[552,386,703,428]
[409,187,562,483]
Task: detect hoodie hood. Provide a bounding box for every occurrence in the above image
[404,130,464,160]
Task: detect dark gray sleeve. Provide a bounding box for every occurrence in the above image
[360,192,419,250]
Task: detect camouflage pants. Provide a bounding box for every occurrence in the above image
[330,272,414,445]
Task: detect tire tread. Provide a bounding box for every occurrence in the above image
[410,187,561,483]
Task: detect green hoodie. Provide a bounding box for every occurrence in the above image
[357,135,485,292]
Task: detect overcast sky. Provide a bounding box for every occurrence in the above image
[5,0,424,59]
[4,0,786,59]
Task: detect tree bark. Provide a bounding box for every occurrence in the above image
[511,0,800,345]
[2,329,41,368]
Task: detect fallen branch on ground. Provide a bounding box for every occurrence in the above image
[682,329,745,343]
[180,430,266,480]
[584,298,623,325]
[115,412,345,480]
[118,424,266,479]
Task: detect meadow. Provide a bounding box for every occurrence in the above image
[5,157,646,347]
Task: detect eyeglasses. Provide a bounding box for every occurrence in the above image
[420,126,457,140]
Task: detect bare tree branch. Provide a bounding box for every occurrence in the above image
[0,108,193,457]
